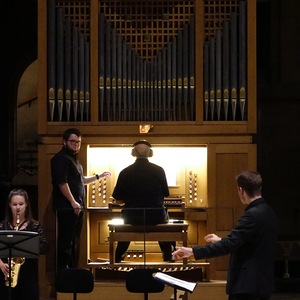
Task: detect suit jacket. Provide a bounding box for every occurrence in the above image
[193,198,278,297]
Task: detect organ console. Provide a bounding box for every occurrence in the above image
[85,144,208,279]
[109,196,185,209]
[87,145,207,209]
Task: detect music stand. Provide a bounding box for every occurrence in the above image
[153,272,197,300]
[0,230,39,300]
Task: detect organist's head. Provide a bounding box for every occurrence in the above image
[131,140,153,158]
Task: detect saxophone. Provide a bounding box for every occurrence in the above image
[5,211,25,288]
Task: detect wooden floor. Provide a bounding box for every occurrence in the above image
[42,274,300,300]
[56,280,228,300]
[46,291,300,300]
[53,282,300,300]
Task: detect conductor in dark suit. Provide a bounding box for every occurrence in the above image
[172,171,278,300]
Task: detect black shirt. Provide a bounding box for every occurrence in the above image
[112,158,169,224]
[51,147,85,210]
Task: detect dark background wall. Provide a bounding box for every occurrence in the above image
[256,0,300,238]
[0,0,38,219]
[1,0,300,248]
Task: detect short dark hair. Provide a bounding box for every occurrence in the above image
[62,128,81,141]
[132,140,152,148]
[236,171,262,197]
[131,140,153,158]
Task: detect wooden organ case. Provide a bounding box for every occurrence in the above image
[37,0,257,298]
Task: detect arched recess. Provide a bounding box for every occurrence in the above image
[13,60,38,186]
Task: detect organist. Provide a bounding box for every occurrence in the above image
[111,140,175,263]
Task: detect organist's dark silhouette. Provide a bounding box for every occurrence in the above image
[112,140,174,263]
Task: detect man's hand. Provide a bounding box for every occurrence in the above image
[204,233,221,243]
[112,198,124,206]
[71,201,82,215]
[172,246,193,260]
[98,171,112,179]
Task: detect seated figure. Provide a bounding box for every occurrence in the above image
[112,140,174,262]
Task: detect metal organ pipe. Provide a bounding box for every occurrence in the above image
[47,2,91,122]
[238,0,247,121]
[46,2,247,123]
[56,7,64,122]
[203,0,247,121]
[47,0,56,122]
[97,13,196,122]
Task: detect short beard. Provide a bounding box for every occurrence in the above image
[65,144,79,154]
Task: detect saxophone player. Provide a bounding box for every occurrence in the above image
[0,189,49,300]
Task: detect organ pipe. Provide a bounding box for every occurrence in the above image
[203,1,247,121]
[46,2,247,123]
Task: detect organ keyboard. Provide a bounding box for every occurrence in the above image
[164,196,185,207]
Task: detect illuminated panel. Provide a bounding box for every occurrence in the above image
[87,145,207,208]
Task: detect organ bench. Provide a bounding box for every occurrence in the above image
[108,222,189,264]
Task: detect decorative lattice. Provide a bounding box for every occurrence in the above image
[204,0,239,42]
[57,0,91,39]
[99,0,194,61]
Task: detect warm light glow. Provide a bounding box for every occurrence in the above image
[88,146,207,187]
[87,145,208,208]
[152,147,207,187]
[109,218,124,225]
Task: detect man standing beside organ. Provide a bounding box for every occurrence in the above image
[51,128,111,271]
[112,140,174,263]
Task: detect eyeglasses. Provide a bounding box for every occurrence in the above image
[67,140,81,145]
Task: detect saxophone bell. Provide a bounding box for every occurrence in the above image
[5,257,25,288]
[5,210,26,287]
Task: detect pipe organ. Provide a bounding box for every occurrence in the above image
[46,0,249,123]
[38,0,257,297]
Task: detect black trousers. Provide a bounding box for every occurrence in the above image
[56,210,83,270]
[229,294,271,300]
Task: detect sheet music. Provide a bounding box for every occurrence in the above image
[153,272,197,292]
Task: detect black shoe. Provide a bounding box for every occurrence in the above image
[115,256,125,263]
[115,253,126,263]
